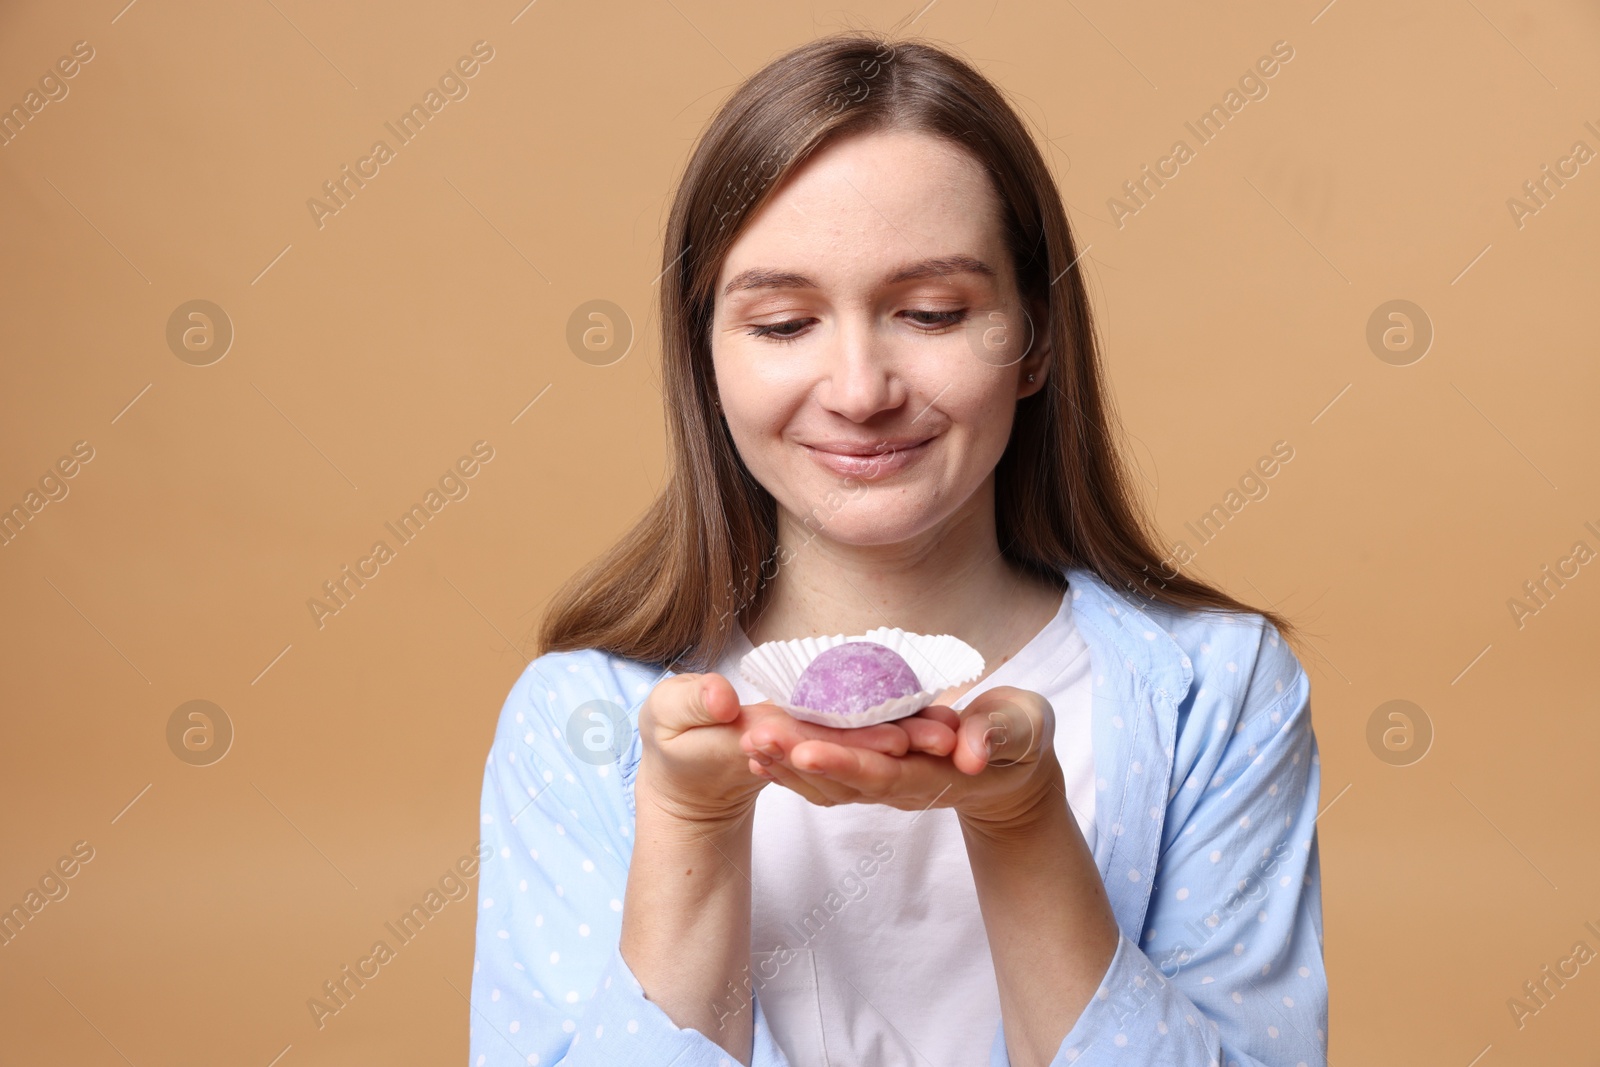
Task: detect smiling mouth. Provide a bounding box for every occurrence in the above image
[800,436,935,479]
[805,436,934,457]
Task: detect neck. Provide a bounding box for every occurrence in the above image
[743,482,1064,671]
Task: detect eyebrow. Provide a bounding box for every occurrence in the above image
[720,253,997,297]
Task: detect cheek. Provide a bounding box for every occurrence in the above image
[925,390,1018,498]
[720,351,808,433]
[722,416,769,475]
[721,388,799,482]
[941,375,1016,446]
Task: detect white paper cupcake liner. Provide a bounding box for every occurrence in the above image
[739,627,985,728]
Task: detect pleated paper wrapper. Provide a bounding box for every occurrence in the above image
[739,626,985,728]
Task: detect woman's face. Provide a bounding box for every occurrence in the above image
[710,127,1050,549]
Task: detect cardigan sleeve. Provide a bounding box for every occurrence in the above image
[468,656,795,1067]
[990,625,1328,1066]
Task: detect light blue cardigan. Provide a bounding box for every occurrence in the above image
[469,565,1328,1065]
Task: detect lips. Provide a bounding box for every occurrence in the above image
[804,436,933,457]
[801,435,935,479]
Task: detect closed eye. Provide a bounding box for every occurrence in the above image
[746,309,969,345]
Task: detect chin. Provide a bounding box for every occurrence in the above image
[792,498,941,547]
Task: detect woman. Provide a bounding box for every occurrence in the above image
[470,31,1326,1067]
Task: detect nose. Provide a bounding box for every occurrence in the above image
[816,315,903,421]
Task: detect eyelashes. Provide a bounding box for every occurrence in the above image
[746,309,969,345]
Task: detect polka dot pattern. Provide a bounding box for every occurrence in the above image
[467,572,1325,1066]
[1033,588,1323,1064]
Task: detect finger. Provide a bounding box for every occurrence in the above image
[911,705,961,731]
[818,721,910,756]
[787,740,900,797]
[772,747,869,806]
[897,714,957,757]
[760,757,838,806]
[742,714,909,759]
[738,726,859,801]
[789,741,966,811]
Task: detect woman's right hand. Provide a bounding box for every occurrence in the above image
[635,672,956,830]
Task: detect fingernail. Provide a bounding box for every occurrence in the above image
[760,743,782,759]
[753,751,773,766]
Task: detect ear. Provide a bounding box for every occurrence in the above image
[1018,296,1053,399]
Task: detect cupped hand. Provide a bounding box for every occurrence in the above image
[738,685,1061,827]
[635,672,962,830]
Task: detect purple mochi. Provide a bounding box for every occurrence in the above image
[790,641,922,717]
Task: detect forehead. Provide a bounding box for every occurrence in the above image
[715,128,1007,294]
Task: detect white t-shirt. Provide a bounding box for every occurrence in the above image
[710,587,1095,1066]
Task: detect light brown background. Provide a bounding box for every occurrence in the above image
[2,0,1597,1063]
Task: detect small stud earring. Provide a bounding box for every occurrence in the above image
[1026,373,1036,383]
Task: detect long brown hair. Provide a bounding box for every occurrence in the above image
[536,30,1297,672]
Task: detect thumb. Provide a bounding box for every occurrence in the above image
[676,672,741,731]
[957,689,1042,773]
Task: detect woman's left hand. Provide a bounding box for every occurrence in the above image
[738,685,1060,827]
